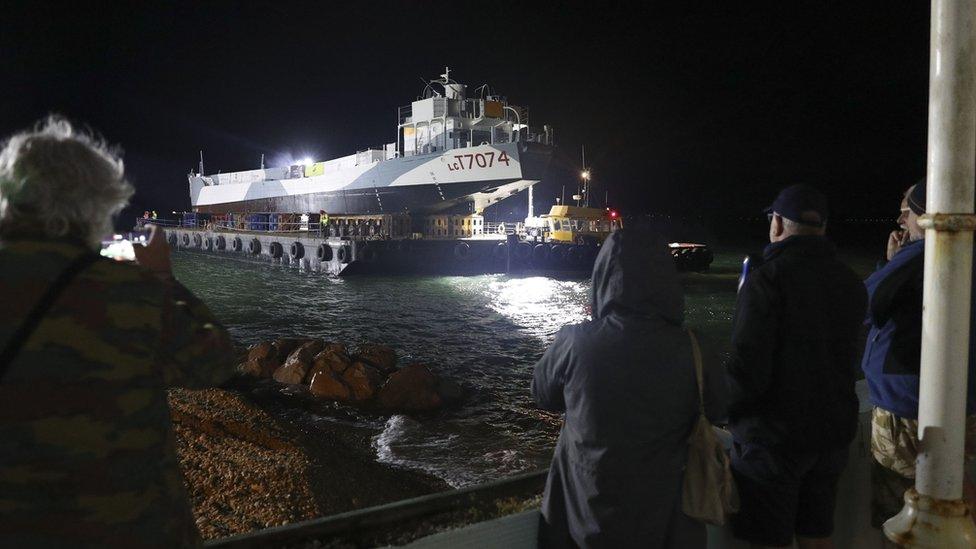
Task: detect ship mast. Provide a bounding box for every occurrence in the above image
[574,146,591,207]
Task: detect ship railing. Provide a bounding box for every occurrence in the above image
[521,127,553,146]
[151,216,396,239]
[135,217,183,229]
[138,217,312,233]
[485,222,518,236]
[208,220,314,233]
[398,104,412,124]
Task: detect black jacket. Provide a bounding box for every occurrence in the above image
[533,230,727,548]
[726,235,867,451]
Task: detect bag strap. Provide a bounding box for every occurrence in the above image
[687,328,705,415]
[0,251,99,380]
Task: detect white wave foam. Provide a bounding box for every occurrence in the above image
[372,415,537,488]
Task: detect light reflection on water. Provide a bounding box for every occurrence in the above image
[172,251,738,487]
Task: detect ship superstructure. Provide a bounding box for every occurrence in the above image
[188,68,554,216]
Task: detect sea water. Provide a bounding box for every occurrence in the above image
[172,250,745,487]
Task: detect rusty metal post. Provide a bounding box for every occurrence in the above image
[884,0,976,546]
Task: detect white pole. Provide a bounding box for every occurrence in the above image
[885,0,976,545]
[916,0,976,500]
[528,184,534,219]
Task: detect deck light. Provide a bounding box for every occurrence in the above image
[302,157,314,167]
[581,170,590,180]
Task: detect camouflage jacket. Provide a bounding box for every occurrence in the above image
[0,238,235,548]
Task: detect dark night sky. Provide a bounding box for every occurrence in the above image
[1,1,930,224]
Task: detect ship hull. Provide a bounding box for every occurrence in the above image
[191,141,552,215]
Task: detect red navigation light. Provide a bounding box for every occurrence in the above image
[609,210,618,218]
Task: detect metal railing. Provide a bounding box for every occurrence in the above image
[141,216,393,239]
[204,470,547,549]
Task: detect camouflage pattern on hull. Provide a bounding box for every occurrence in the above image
[191,142,552,215]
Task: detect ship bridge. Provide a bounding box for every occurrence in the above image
[396,67,552,157]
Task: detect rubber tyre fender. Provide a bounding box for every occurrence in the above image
[492,242,508,261]
[514,242,532,261]
[453,241,471,261]
[248,238,261,255]
[204,237,213,251]
[549,244,566,263]
[193,233,203,248]
[567,245,583,264]
[290,241,305,260]
[232,237,243,252]
[167,233,178,248]
[337,245,352,263]
[317,243,333,262]
[216,235,227,250]
[269,242,283,259]
[181,233,190,247]
[532,243,549,264]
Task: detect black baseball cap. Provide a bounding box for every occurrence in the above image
[764,184,828,227]
[907,179,926,215]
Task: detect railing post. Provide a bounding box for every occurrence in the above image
[884,0,976,546]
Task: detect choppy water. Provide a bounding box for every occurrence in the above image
[172,251,741,487]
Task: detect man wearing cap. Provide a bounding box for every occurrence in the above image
[861,180,976,534]
[884,184,917,262]
[726,184,867,548]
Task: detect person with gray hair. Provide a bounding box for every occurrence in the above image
[0,117,135,249]
[0,117,236,548]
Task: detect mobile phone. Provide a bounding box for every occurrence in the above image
[100,229,150,261]
[738,253,762,293]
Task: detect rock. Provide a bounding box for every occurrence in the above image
[321,342,348,357]
[340,362,384,401]
[238,341,278,378]
[309,370,351,400]
[307,348,353,382]
[377,364,443,412]
[273,341,323,385]
[435,377,464,405]
[273,360,307,384]
[355,343,398,374]
[289,340,325,364]
[271,338,309,360]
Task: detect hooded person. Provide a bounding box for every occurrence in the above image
[532,228,727,548]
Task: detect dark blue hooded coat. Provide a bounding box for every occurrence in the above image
[532,230,727,548]
[861,239,976,418]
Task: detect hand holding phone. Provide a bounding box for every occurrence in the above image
[133,225,173,276]
[887,229,907,261]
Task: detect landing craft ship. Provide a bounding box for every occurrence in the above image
[158,69,712,275]
[189,68,553,216]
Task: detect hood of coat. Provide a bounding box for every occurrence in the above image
[589,229,684,324]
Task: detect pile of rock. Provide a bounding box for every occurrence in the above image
[238,338,461,412]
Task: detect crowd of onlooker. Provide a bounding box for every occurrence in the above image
[1,117,973,548]
[534,180,976,548]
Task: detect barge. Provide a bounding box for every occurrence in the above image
[149,204,712,276]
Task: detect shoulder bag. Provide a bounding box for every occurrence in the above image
[681,329,739,525]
